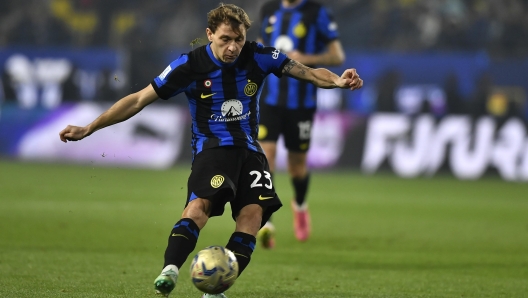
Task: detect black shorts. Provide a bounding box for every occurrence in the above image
[258,104,316,152]
[186,146,282,227]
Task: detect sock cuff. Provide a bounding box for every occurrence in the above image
[292,173,310,184]
[229,232,256,251]
[173,218,200,239]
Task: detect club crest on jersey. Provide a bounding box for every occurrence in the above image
[203,79,212,88]
[210,175,224,188]
[244,80,258,96]
[293,22,307,38]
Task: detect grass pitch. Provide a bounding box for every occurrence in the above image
[0,160,527,298]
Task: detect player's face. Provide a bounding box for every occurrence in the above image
[207,23,246,63]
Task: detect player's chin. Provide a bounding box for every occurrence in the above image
[223,55,237,62]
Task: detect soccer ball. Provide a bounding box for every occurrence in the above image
[190,245,239,294]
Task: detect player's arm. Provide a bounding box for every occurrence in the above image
[282,59,363,90]
[287,40,345,66]
[59,84,159,142]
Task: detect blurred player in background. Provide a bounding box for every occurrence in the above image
[59,3,361,297]
[257,0,345,248]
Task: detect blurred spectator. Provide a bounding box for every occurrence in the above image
[469,72,493,118]
[443,72,467,115]
[0,0,72,47]
[375,69,401,112]
[1,0,528,56]
[1,0,528,116]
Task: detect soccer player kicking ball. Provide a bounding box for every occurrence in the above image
[59,3,363,298]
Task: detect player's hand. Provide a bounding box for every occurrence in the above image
[59,125,90,143]
[339,68,363,91]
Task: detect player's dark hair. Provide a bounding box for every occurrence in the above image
[207,3,252,34]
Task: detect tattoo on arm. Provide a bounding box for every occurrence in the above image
[283,60,309,78]
[283,60,296,73]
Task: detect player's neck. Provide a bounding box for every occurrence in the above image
[282,0,303,9]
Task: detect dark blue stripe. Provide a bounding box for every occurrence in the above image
[265,76,280,105]
[287,77,299,109]
[233,236,256,251]
[305,25,317,54]
[173,220,199,239]
[304,81,316,108]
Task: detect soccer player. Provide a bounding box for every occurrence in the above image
[256,0,346,248]
[59,3,362,298]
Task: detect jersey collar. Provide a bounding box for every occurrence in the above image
[206,43,238,67]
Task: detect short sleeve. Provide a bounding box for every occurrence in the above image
[316,6,339,44]
[254,43,291,78]
[151,54,192,100]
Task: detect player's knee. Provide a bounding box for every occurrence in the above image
[182,198,212,229]
[235,204,264,235]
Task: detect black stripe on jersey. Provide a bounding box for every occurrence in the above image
[278,11,292,107]
[187,47,222,153]
[222,67,247,149]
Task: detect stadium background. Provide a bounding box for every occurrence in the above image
[1,0,528,181]
[1,1,528,298]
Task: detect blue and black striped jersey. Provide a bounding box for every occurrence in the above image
[151,41,290,157]
[259,0,339,109]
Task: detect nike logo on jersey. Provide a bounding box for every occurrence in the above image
[201,93,216,99]
[259,195,274,200]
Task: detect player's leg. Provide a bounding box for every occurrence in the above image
[155,148,238,297]
[256,141,277,249]
[287,151,311,241]
[225,204,262,277]
[229,150,282,273]
[283,108,315,242]
[257,104,283,248]
[154,198,212,296]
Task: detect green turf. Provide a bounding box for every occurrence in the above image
[1,160,527,297]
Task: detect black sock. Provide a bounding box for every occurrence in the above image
[163,218,200,269]
[292,173,310,206]
[225,232,256,277]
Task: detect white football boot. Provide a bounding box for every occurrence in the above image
[154,265,179,297]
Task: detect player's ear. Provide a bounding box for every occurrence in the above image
[206,28,214,42]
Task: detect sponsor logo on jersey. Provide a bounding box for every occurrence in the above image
[211,175,224,188]
[259,195,274,200]
[274,36,293,52]
[272,49,280,59]
[210,99,251,122]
